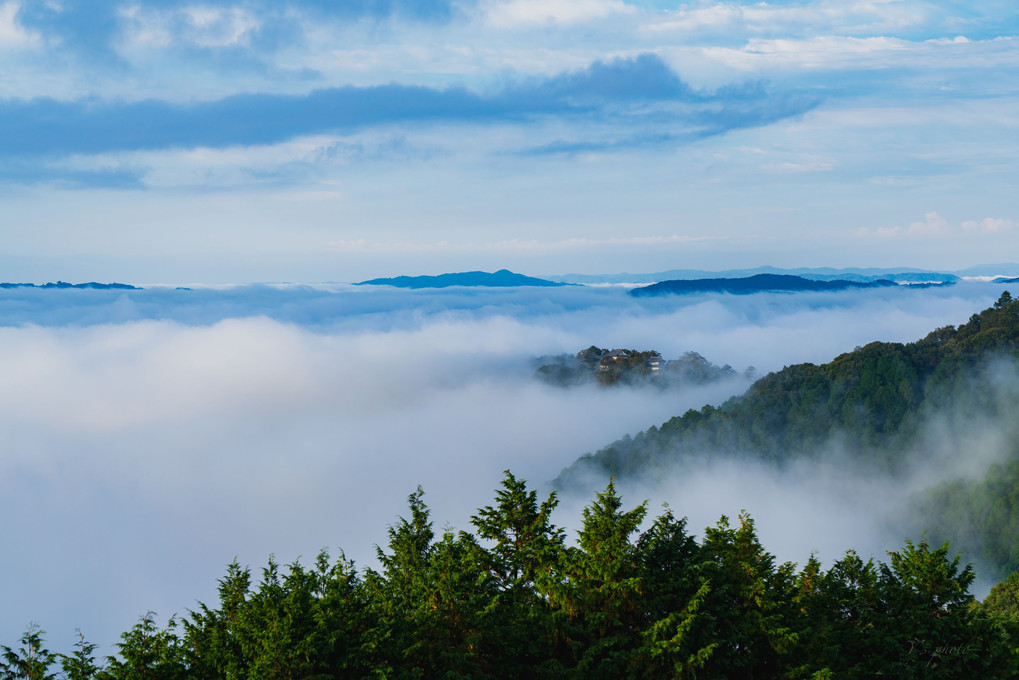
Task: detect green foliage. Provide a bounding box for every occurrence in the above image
[1,625,58,680]
[99,613,186,680]
[556,294,1019,580]
[534,348,735,389]
[980,572,1019,621]
[8,473,1019,679]
[561,480,648,678]
[61,631,101,680]
[697,513,799,679]
[559,293,1019,484]
[912,458,1019,581]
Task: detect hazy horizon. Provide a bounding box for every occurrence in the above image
[1,0,1016,662]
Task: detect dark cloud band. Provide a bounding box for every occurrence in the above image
[0,54,818,160]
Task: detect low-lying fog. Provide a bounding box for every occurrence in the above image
[0,282,1005,650]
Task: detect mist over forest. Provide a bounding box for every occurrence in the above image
[0,281,1010,655]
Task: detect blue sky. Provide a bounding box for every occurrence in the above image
[1,0,1017,282]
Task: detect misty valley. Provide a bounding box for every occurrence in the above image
[4,282,1019,678]
[5,0,1018,674]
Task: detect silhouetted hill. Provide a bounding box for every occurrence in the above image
[356,269,568,288]
[551,266,963,285]
[0,281,140,290]
[629,273,909,297]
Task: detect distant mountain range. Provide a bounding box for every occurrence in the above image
[0,281,140,290]
[627,273,953,297]
[354,265,1019,290]
[549,264,1019,285]
[356,269,568,288]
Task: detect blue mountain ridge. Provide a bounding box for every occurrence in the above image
[355,269,569,289]
[628,273,950,297]
[548,264,1019,285]
[0,281,140,290]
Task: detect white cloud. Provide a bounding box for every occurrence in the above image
[859,213,1017,240]
[120,4,261,51]
[0,1,39,49]
[645,0,928,36]
[702,35,909,70]
[693,33,1017,73]
[481,0,634,28]
[908,210,951,235]
[962,217,1015,233]
[858,211,951,239]
[183,6,260,48]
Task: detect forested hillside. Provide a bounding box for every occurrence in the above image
[6,474,1019,679]
[555,292,1019,580]
[915,459,1019,579]
[558,292,1019,483]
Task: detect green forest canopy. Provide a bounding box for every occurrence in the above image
[6,473,1019,680]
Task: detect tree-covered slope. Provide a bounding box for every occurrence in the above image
[914,458,1019,580]
[556,292,1019,485]
[7,475,1018,680]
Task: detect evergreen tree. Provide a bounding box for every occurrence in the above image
[1,625,58,680]
[565,479,648,678]
[697,513,798,680]
[182,560,251,680]
[878,536,1010,678]
[99,613,186,680]
[633,508,716,679]
[470,472,568,678]
[61,631,101,680]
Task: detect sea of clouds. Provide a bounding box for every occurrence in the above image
[0,281,1007,651]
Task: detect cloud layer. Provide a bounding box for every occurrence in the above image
[0,282,1008,651]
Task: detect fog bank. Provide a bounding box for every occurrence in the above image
[0,282,1007,650]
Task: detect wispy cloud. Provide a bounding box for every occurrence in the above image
[0,1,37,48]
[962,217,1016,233]
[15,0,470,63]
[643,0,931,37]
[0,53,819,184]
[480,0,635,28]
[857,212,1018,239]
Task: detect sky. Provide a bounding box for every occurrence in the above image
[0,0,1017,282]
[1,0,1018,657]
[0,281,1011,651]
